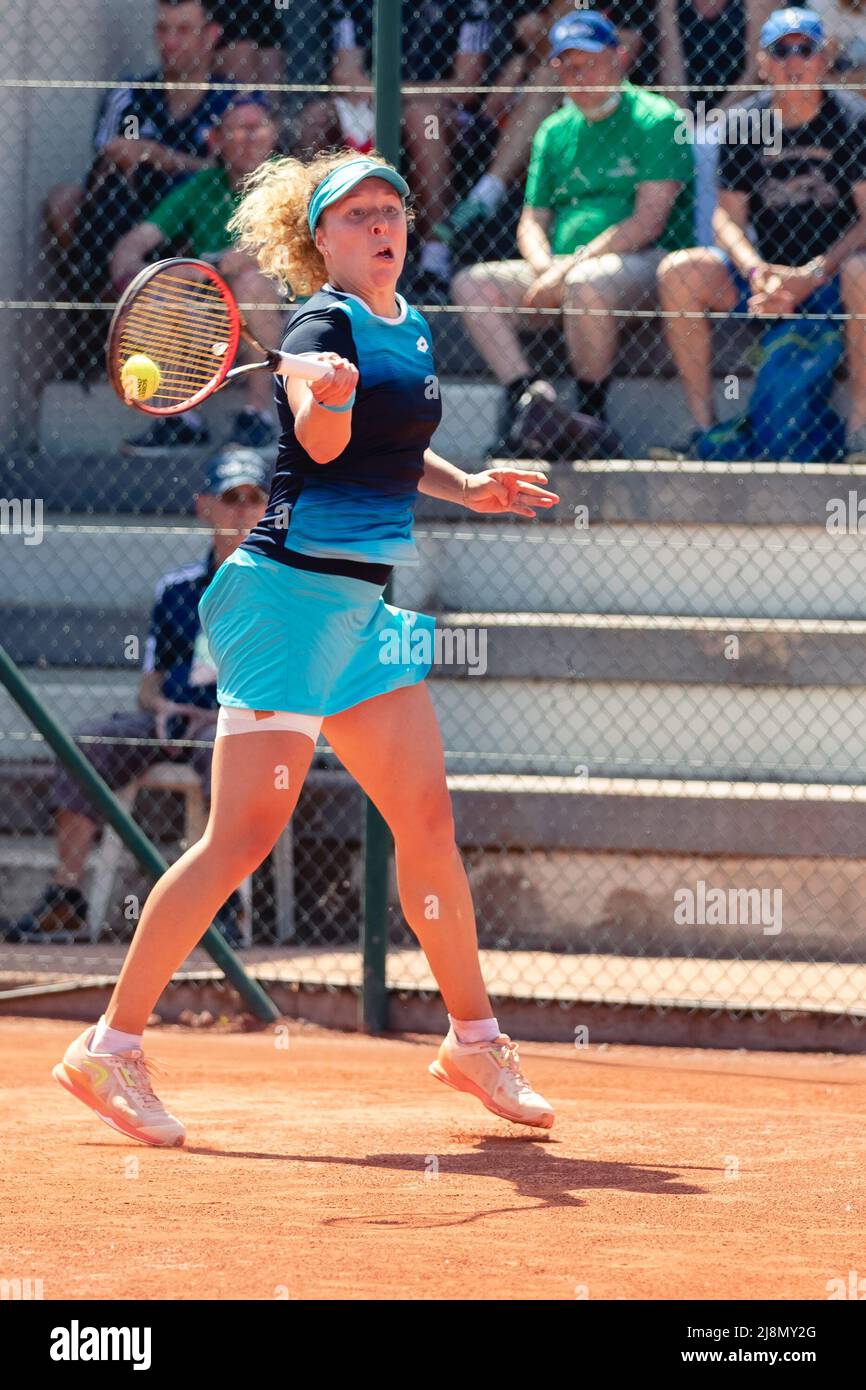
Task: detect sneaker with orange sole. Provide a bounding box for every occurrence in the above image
[52,1026,185,1147]
[429,1027,554,1129]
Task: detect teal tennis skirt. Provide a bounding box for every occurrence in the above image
[197,547,435,716]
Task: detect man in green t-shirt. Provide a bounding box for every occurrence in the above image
[110,95,284,454]
[452,11,695,458]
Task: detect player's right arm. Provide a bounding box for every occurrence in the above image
[285,354,359,464]
[279,308,360,463]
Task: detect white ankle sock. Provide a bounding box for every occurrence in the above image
[471,173,506,211]
[91,1015,143,1055]
[449,1014,500,1045]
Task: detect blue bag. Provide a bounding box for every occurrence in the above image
[693,281,846,462]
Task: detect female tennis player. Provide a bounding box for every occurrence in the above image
[53,150,561,1147]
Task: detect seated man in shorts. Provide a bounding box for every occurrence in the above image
[451,11,694,458]
[656,7,866,460]
[438,0,658,252]
[6,449,269,947]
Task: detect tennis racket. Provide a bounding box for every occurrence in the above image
[106,256,330,415]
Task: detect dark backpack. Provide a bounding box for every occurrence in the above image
[693,282,846,462]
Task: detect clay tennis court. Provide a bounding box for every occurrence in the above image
[2,1016,864,1300]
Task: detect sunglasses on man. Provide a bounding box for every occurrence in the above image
[767,38,821,58]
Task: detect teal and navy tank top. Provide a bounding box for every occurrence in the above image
[242,284,443,576]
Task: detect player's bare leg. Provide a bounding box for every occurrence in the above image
[108,727,314,1034]
[325,683,489,1020]
[323,684,554,1127]
[53,727,315,1145]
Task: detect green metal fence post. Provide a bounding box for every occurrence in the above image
[360,0,403,1034]
[0,643,280,1023]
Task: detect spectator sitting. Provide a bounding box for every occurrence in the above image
[297,1,494,299]
[110,95,284,454]
[44,0,231,327]
[809,0,866,84]
[657,0,777,244]
[656,7,866,460]
[5,449,269,949]
[451,11,694,459]
[438,1,660,252]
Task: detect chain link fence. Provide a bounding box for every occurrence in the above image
[2,0,866,1032]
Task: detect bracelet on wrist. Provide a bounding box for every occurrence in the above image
[313,389,356,413]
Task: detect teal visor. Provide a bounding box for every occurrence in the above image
[307,159,410,235]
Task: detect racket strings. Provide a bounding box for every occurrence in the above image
[114,269,233,407]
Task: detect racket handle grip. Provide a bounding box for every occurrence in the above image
[270,350,333,382]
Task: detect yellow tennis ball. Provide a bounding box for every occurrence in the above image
[121,353,161,401]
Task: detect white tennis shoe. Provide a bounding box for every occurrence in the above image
[429,1026,554,1129]
[53,1026,186,1147]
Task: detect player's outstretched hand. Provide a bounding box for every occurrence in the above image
[463,468,560,518]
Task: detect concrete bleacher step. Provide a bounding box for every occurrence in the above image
[6,607,866,683]
[3,775,866,958]
[0,835,59,919]
[6,456,865,522]
[4,660,866,783]
[37,375,800,468]
[396,525,866,619]
[7,510,866,619]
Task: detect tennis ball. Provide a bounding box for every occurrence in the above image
[121,353,161,401]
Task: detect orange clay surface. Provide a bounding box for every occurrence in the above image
[2,1016,864,1301]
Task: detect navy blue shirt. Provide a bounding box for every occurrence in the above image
[677,0,746,110]
[330,1,491,82]
[718,90,866,265]
[91,70,233,206]
[142,551,219,708]
[243,286,443,568]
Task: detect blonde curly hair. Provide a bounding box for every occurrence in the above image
[226,147,414,300]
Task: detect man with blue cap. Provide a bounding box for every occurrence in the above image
[657,7,866,461]
[6,448,269,946]
[452,10,695,457]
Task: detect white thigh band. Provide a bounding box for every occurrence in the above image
[216,706,322,744]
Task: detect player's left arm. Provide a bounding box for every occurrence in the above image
[420,448,559,517]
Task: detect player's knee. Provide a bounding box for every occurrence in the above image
[203,817,283,873]
[393,792,455,858]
